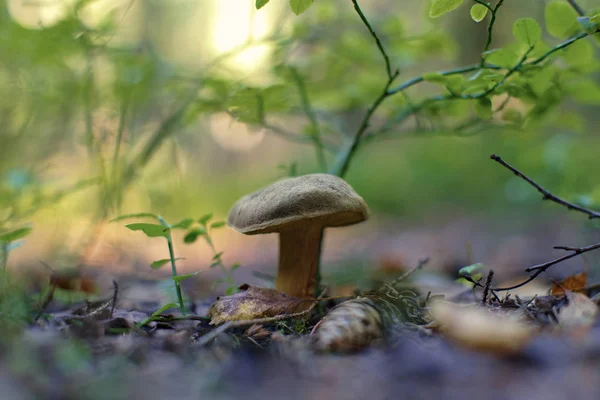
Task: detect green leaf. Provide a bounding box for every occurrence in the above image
[210,221,226,229]
[184,228,206,244]
[473,98,492,119]
[0,227,32,243]
[545,1,579,39]
[125,223,170,238]
[198,213,213,225]
[470,4,488,23]
[290,0,314,15]
[231,263,241,271]
[513,18,541,46]
[256,0,270,9]
[444,75,466,94]
[429,0,464,18]
[110,213,159,223]
[568,80,600,104]
[483,48,519,68]
[562,39,594,66]
[458,263,484,278]
[151,303,180,316]
[212,251,224,260]
[171,271,202,285]
[151,258,185,269]
[171,218,194,230]
[577,16,600,34]
[227,88,263,124]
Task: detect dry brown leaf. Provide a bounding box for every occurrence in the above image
[557,291,598,331]
[551,272,587,295]
[431,301,536,355]
[208,284,313,326]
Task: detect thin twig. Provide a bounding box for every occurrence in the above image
[490,154,600,219]
[481,270,494,304]
[529,32,590,66]
[566,0,585,16]
[351,0,393,79]
[110,280,118,319]
[387,64,502,95]
[493,241,600,291]
[473,0,505,66]
[380,257,429,293]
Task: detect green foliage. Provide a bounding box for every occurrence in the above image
[256,0,270,10]
[429,0,464,18]
[513,18,541,46]
[578,15,600,34]
[151,258,185,269]
[290,0,315,15]
[181,213,239,295]
[545,2,580,39]
[125,223,170,238]
[470,4,488,22]
[0,227,32,244]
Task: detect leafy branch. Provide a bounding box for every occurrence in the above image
[331,0,399,177]
[473,0,505,65]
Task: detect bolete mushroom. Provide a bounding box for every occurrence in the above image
[227,173,368,298]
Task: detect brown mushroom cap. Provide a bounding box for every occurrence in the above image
[227,173,368,234]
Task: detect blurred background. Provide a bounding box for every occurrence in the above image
[2,0,600,299]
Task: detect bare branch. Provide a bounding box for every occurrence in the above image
[490,154,600,219]
[493,241,600,291]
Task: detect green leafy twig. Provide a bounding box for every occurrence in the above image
[183,214,239,295]
[332,0,399,177]
[387,64,502,95]
[528,32,590,65]
[473,0,506,65]
[157,216,186,313]
[350,0,394,80]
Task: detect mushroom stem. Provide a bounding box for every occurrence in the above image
[276,224,323,298]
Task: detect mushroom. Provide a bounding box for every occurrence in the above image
[227,173,368,298]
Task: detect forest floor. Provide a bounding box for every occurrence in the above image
[2,214,600,400]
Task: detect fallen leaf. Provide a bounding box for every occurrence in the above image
[208,284,313,325]
[551,272,587,295]
[50,270,98,294]
[557,291,598,331]
[431,301,536,355]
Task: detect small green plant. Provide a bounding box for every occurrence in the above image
[182,213,240,295]
[112,212,240,314]
[111,213,201,313]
